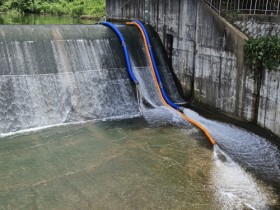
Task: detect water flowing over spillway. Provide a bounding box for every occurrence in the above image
[0,25,183,135]
[0,24,279,209]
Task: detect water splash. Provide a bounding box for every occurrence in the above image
[0,113,141,139]
[133,66,185,127]
[212,144,278,209]
[183,108,280,184]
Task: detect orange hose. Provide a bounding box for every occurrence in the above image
[126,22,169,107]
[127,22,216,145]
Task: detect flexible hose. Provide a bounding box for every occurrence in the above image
[133,21,179,110]
[102,21,139,84]
[127,21,216,145]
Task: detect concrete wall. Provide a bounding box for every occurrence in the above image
[234,15,280,136]
[234,15,280,38]
[106,0,280,137]
[106,0,197,96]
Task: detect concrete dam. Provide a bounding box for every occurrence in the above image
[0,24,184,134]
[0,3,280,209]
[106,0,280,139]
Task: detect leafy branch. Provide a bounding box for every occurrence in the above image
[0,0,105,18]
[244,36,280,76]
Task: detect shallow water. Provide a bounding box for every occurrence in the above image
[0,118,279,209]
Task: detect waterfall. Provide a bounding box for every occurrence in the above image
[0,25,183,135]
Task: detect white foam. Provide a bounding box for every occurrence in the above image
[183,108,280,183]
[212,145,276,209]
[0,113,141,139]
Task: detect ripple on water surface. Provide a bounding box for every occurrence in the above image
[0,118,279,209]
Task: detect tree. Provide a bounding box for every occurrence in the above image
[10,0,35,13]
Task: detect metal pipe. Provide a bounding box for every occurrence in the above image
[277,0,280,15]
[254,0,258,14]
[265,0,269,14]
[250,0,253,14]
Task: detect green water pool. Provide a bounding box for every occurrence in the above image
[0,118,279,209]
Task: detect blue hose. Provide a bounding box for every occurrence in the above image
[102,22,139,84]
[133,21,180,110]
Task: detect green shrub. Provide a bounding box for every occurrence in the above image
[52,4,66,16]
[71,5,84,17]
[244,36,280,75]
[38,2,51,14]
[0,0,106,18]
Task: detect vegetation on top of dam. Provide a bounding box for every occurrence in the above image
[244,36,280,75]
[0,0,105,18]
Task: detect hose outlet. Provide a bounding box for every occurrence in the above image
[177,107,185,113]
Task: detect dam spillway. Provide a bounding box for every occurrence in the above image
[0,23,280,209]
[0,24,183,135]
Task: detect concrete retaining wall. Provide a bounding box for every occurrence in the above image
[234,15,280,136]
[106,0,280,137]
[234,15,280,38]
